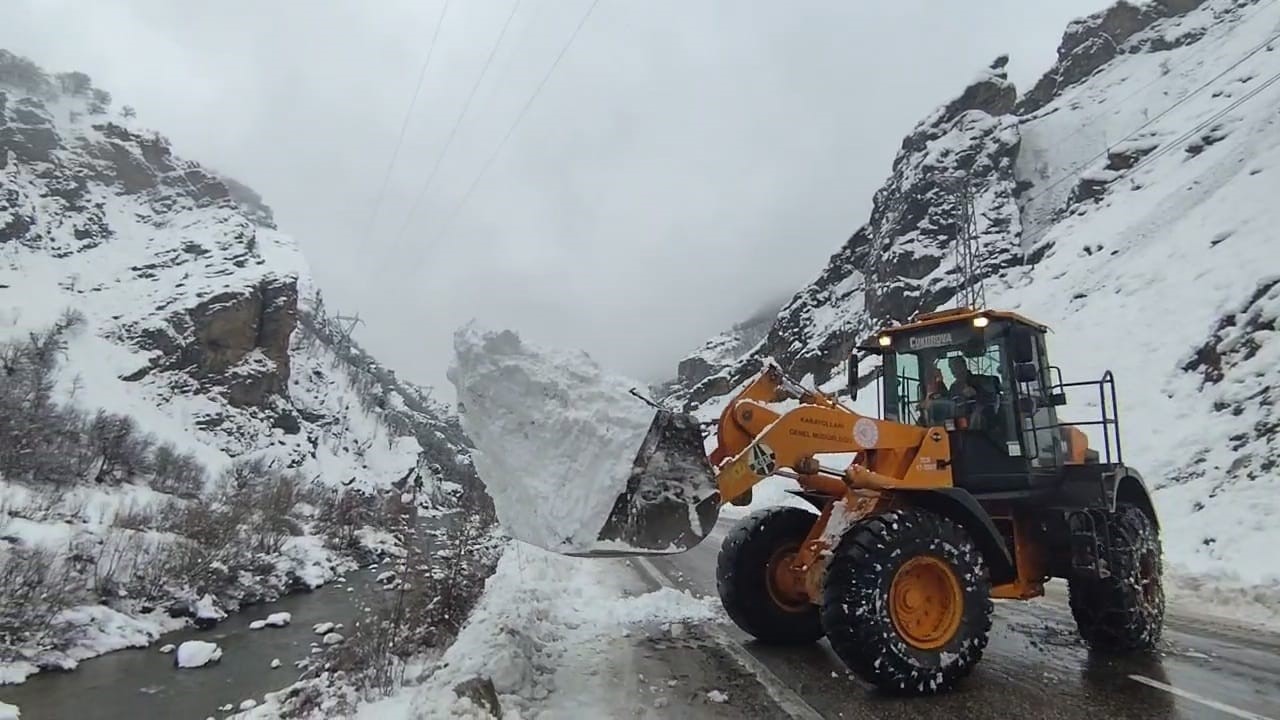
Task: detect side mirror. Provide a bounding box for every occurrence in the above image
[847,352,859,401]
[1014,362,1039,383]
[1010,327,1035,364]
[1049,391,1067,406]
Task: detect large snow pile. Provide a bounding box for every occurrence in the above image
[356,545,723,719]
[668,0,1280,614]
[448,324,716,555]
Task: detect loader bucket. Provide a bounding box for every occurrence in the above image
[570,409,721,557]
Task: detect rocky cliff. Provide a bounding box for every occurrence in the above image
[0,48,484,504]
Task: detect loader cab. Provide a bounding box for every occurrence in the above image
[855,309,1067,494]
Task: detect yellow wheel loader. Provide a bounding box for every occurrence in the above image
[590,307,1165,695]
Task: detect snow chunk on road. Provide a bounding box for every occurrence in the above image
[398,544,724,718]
[175,640,222,669]
[448,324,715,555]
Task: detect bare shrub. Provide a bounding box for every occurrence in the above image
[312,487,379,549]
[88,411,154,484]
[0,545,79,655]
[149,442,205,498]
[91,528,146,598]
[324,491,500,699]
[111,499,159,531]
[156,494,243,589]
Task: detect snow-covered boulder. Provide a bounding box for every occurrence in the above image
[192,594,227,630]
[322,632,344,646]
[249,620,267,631]
[0,700,19,720]
[158,644,176,654]
[312,622,336,635]
[264,612,291,627]
[175,640,223,669]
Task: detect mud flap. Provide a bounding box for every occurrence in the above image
[570,410,721,556]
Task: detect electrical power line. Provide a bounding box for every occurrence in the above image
[1021,0,1279,148]
[416,0,602,261]
[390,0,525,245]
[361,0,453,234]
[1127,67,1280,172]
[1023,24,1280,212]
[1025,67,1280,249]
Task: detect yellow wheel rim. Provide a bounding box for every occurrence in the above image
[765,544,809,613]
[889,555,964,650]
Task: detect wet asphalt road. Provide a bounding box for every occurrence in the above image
[633,516,1280,720]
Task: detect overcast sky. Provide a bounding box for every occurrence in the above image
[3,0,1114,401]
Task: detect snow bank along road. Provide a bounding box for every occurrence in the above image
[632,516,1280,720]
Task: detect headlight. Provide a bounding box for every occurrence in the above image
[878,335,892,347]
[972,316,990,328]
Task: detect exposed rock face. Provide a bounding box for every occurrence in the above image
[1177,277,1280,495]
[665,58,1023,410]
[0,93,60,166]
[665,298,783,393]
[169,275,299,407]
[219,173,277,229]
[1019,0,1212,114]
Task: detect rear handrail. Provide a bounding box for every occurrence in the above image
[1038,371,1124,466]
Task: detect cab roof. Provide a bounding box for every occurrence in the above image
[859,307,1049,348]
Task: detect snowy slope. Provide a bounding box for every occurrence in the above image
[0,50,487,680]
[0,49,479,500]
[991,0,1280,590]
[666,0,1280,600]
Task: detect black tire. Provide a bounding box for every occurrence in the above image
[716,506,824,645]
[820,508,993,695]
[1068,503,1165,652]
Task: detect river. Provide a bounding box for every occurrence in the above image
[0,524,446,720]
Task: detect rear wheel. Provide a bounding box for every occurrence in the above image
[716,506,823,644]
[820,508,992,695]
[1068,503,1165,652]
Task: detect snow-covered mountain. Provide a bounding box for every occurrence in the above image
[0,49,489,679]
[0,48,481,500]
[665,0,1280,599]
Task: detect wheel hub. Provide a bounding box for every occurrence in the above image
[765,544,809,612]
[889,555,964,650]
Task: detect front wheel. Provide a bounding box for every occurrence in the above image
[716,506,824,645]
[820,508,992,695]
[1068,503,1165,652]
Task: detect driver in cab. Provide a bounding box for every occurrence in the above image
[917,356,996,428]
